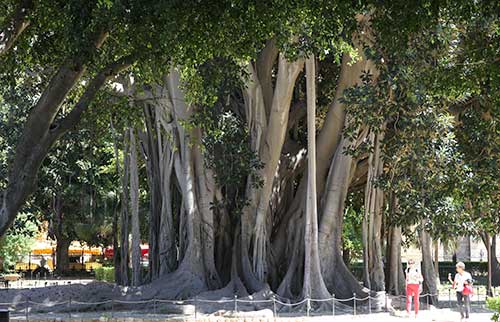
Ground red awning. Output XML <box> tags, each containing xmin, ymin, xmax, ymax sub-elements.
<box><xmin>104</xmin><ymin>246</ymin><xmax>149</xmax><ymax>259</ymax></box>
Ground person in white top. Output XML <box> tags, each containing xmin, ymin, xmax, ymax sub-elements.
<box><xmin>405</xmin><ymin>259</ymin><xmax>423</xmax><ymax>317</ymax></box>
<box><xmin>448</xmin><ymin>262</ymin><xmax>473</xmax><ymax>320</ymax></box>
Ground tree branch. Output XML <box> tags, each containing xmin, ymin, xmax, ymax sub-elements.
<box><xmin>0</xmin><ymin>0</ymin><xmax>34</xmax><ymax>56</ymax></box>
<box><xmin>256</xmin><ymin>38</ymin><xmax>278</xmax><ymax>118</ymax></box>
<box><xmin>49</xmin><ymin>54</ymin><xmax>137</xmax><ymax>139</ymax></box>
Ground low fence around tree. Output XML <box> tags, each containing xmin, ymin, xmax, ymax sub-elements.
<box><xmin>0</xmin><ymin>286</ymin><xmax>497</xmax><ymax>320</ymax></box>
<box><xmin>349</xmin><ymin>261</ymin><xmax>493</xmax><ymax>284</ymax></box>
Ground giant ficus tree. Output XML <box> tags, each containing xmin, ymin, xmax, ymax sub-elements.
<box><xmin>2</xmin><ymin>0</ymin><xmax>500</xmax><ymax>304</ymax></box>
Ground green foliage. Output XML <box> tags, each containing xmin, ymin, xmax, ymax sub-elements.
<box><xmin>95</xmin><ymin>266</ymin><xmax>115</xmax><ymax>283</ymax></box>
<box><xmin>487</xmin><ymin>296</ymin><xmax>500</xmax><ymax>322</ymax></box>
<box><xmin>187</xmin><ymin>59</ymin><xmax>263</xmax><ymax>219</ymax></box>
<box><xmin>0</xmin><ymin>212</ymin><xmax>39</xmax><ymax>272</ymax></box>
<box><xmin>342</xmin><ymin>190</ymin><xmax>364</xmax><ymax>263</ymax></box>
<box><xmin>35</xmin><ymin>128</ymin><xmax>120</xmax><ymax>247</ymax></box>
<box><xmin>340</xmin><ymin>1</ymin><xmax>500</xmax><ymax>243</ymax></box>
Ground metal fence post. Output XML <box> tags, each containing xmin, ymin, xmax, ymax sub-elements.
<box><xmin>234</xmin><ymin>294</ymin><xmax>238</xmax><ymax>312</ymax></box>
<box><xmin>68</xmin><ymin>296</ymin><xmax>72</xmax><ymax>319</ymax></box>
<box><xmin>332</xmin><ymin>294</ymin><xmax>335</xmax><ymax>317</ymax></box>
<box><xmin>25</xmin><ymin>296</ymin><xmax>29</xmax><ymax>322</ymax></box>
<box><xmin>153</xmin><ymin>298</ymin><xmax>156</xmax><ymax>315</ymax></box>
<box><xmin>385</xmin><ymin>292</ymin><xmax>388</xmax><ymax>311</ymax></box>
<box><xmin>448</xmin><ymin>289</ymin><xmax>451</xmax><ymax>308</ymax></box>
<box><xmin>111</xmin><ymin>299</ymin><xmax>114</xmax><ymax>318</ymax></box>
<box><xmin>272</xmin><ymin>295</ymin><xmax>277</xmax><ymax>318</ymax></box>
<box><xmin>368</xmin><ymin>293</ymin><xmax>372</xmax><ymax>314</ymax></box>
<box><xmin>426</xmin><ymin>293</ymin><xmax>429</xmax><ymax>310</ymax></box>
<box><xmin>306</xmin><ymin>297</ymin><xmax>310</xmax><ymax>317</ymax></box>
<box><xmin>353</xmin><ymin>293</ymin><xmax>357</xmax><ymax>316</ymax></box>
<box><xmin>194</xmin><ymin>296</ymin><xmax>198</xmax><ymax>320</ymax></box>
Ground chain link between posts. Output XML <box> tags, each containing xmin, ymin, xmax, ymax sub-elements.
<box><xmin>0</xmin><ymin>287</ymin><xmax>493</xmax><ymax>319</ymax></box>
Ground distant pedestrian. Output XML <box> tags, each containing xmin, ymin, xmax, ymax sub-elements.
<box><xmin>448</xmin><ymin>261</ymin><xmax>473</xmax><ymax>321</ymax></box>
<box><xmin>40</xmin><ymin>256</ymin><xmax>47</xmax><ymax>269</ymax></box>
<box><xmin>405</xmin><ymin>259</ymin><xmax>423</xmax><ymax>318</ymax></box>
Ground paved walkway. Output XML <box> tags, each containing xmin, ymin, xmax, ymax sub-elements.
<box><xmin>6</xmin><ymin>308</ymin><xmax>495</xmax><ymax>321</ymax></box>
<box><xmin>352</xmin><ymin>310</ymin><xmax>492</xmax><ymax>322</ymax></box>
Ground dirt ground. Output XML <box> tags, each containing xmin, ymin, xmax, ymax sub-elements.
<box><xmin>3</xmin><ymin>309</ymin><xmax>496</xmax><ymax>321</ymax></box>
<box><xmin>0</xmin><ymin>280</ymin><xmax>495</xmax><ymax>322</ymax></box>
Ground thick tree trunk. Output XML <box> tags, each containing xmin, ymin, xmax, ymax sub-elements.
<box><xmin>362</xmin><ymin>129</ymin><xmax>385</xmax><ymax>291</ymax></box>
<box><xmin>274</xmin><ymin>21</ymin><xmax>378</xmax><ymax>298</ymax></box>
<box><xmin>55</xmin><ymin>238</ymin><xmax>70</xmax><ymax>274</ymax></box>
<box><xmin>129</xmin><ymin>128</ymin><xmax>141</xmax><ymax>287</ymax></box>
<box><xmin>156</xmin><ymin>127</ymin><xmax>176</xmax><ymax>275</ymax></box>
<box><xmin>433</xmin><ymin>239</ymin><xmax>440</xmax><ymax>286</ymax></box>
<box><xmin>420</xmin><ymin>225</ymin><xmax>438</xmax><ymax>304</ymax></box>
<box><xmin>250</xmin><ymin>54</ymin><xmax>304</xmax><ymax>283</ymax></box>
<box><xmin>141</xmin><ymin>103</ymin><xmax>162</xmax><ymax>281</ymax></box>
<box><xmin>241</xmin><ymin>48</ymin><xmax>304</xmax><ymax>291</ymax></box>
<box><xmin>481</xmin><ymin>234</ymin><xmax>500</xmax><ymax>288</ymax></box>
<box><xmin>386</xmin><ymin>225</ymin><xmax>405</xmax><ymax>295</ymax></box>
<box><xmin>52</xmin><ymin>193</ymin><xmax>70</xmax><ymax>274</ymax></box>
<box><xmin>318</xmin><ymin>126</ymin><xmax>368</xmax><ymax>299</ymax></box>
<box><xmin>192</xmin><ymin>132</ymin><xmax>220</xmax><ymax>289</ymax></box>
<box><xmin>0</xmin><ymin>49</ymin><xmax>133</xmax><ymax>238</ymax></box>
<box><xmin>491</xmin><ymin>236</ymin><xmax>500</xmax><ymax>287</ymax></box>
<box><xmin>302</xmin><ymin>55</ymin><xmax>331</xmax><ymax>300</ymax></box>
<box><xmin>146</xmin><ymin>68</ymin><xmax>222</xmax><ymax>298</ymax></box>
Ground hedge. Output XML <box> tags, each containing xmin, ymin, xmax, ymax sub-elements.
<box><xmin>487</xmin><ymin>296</ymin><xmax>500</xmax><ymax>322</ymax></box>
<box><xmin>95</xmin><ymin>267</ymin><xmax>115</xmax><ymax>283</ymax></box>
<box><xmin>349</xmin><ymin>261</ymin><xmax>489</xmax><ymax>284</ymax></box>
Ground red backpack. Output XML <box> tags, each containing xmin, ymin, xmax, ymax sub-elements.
<box><xmin>463</xmin><ymin>283</ymin><xmax>473</xmax><ymax>295</ymax></box>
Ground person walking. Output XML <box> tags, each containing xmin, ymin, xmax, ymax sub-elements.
<box><xmin>448</xmin><ymin>261</ymin><xmax>473</xmax><ymax>321</ymax></box>
<box><xmin>405</xmin><ymin>259</ymin><xmax>423</xmax><ymax>318</ymax></box>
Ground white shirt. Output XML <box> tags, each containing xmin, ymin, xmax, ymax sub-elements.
<box><xmin>454</xmin><ymin>271</ymin><xmax>472</xmax><ymax>292</ymax></box>
<box><xmin>406</xmin><ymin>267</ymin><xmax>423</xmax><ymax>285</ymax></box>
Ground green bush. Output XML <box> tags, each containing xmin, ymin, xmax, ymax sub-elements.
<box><xmin>95</xmin><ymin>267</ymin><xmax>115</xmax><ymax>283</ymax></box>
<box><xmin>487</xmin><ymin>296</ymin><xmax>500</xmax><ymax>322</ymax></box>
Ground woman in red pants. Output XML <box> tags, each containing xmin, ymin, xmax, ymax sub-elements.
<box><xmin>406</xmin><ymin>259</ymin><xmax>424</xmax><ymax>318</ymax></box>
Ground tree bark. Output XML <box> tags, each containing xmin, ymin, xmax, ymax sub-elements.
<box><xmin>0</xmin><ymin>0</ymin><xmax>34</xmax><ymax>56</ymax></box>
<box><xmin>420</xmin><ymin>224</ymin><xmax>438</xmax><ymax>304</ymax></box>
<box><xmin>274</xmin><ymin>21</ymin><xmax>378</xmax><ymax>298</ymax></box>
<box><xmin>152</xmin><ymin>102</ymin><xmax>177</xmax><ymax>276</ymax></box>
<box><xmin>318</xmin><ymin>125</ymin><xmax>368</xmax><ymax>299</ymax></box>
<box><xmin>51</xmin><ymin>192</ymin><xmax>70</xmax><ymax>274</ymax></box>
<box><xmin>129</xmin><ymin>128</ymin><xmax>141</xmax><ymax>287</ymax></box>
<box><xmin>250</xmin><ymin>54</ymin><xmax>304</xmax><ymax>283</ymax></box>
<box><xmin>241</xmin><ymin>49</ymin><xmax>303</xmax><ymax>291</ymax></box>
<box><xmin>386</xmin><ymin>225</ymin><xmax>405</xmax><ymax>295</ymax></box>
<box><xmin>481</xmin><ymin>233</ymin><xmax>500</xmax><ymax>289</ymax></box>
<box><xmin>302</xmin><ymin>55</ymin><xmax>331</xmax><ymax>299</ymax></box>
<box><xmin>146</xmin><ymin>68</ymin><xmax>221</xmax><ymax>298</ymax></box>
<box><xmin>362</xmin><ymin>129</ymin><xmax>386</xmax><ymax>291</ymax></box>
<box><xmin>491</xmin><ymin>236</ymin><xmax>500</xmax><ymax>287</ymax></box>
<box><xmin>119</xmin><ymin>131</ymin><xmax>130</xmax><ymax>286</ymax></box>
<box><xmin>110</xmin><ymin>119</ymin><xmax>122</xmax><ymax>284</ymax></box>
<box><xmin>55</xmin><ymin>238</ymin><xmax>70</xmax><ymax>274</ymax></box>
<box><xmin>433</xmin><ymin>239</ymin><xmax>440</xmax><ymax>286</ymax></box>
<box><xmin>0</xmin><ymin>50</ymin><xmax>135</xmax><ymax>238</ymax></box>
<box><xmin>141</xmin><ymin>103</ymin><xmax>162</xmax><ymax>281</ymax></box>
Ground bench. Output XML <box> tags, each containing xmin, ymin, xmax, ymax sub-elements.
<box><xmin>0</xmin><ymin>274</ymin><xmax>21</xmax><ymax>288</ymax></box>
